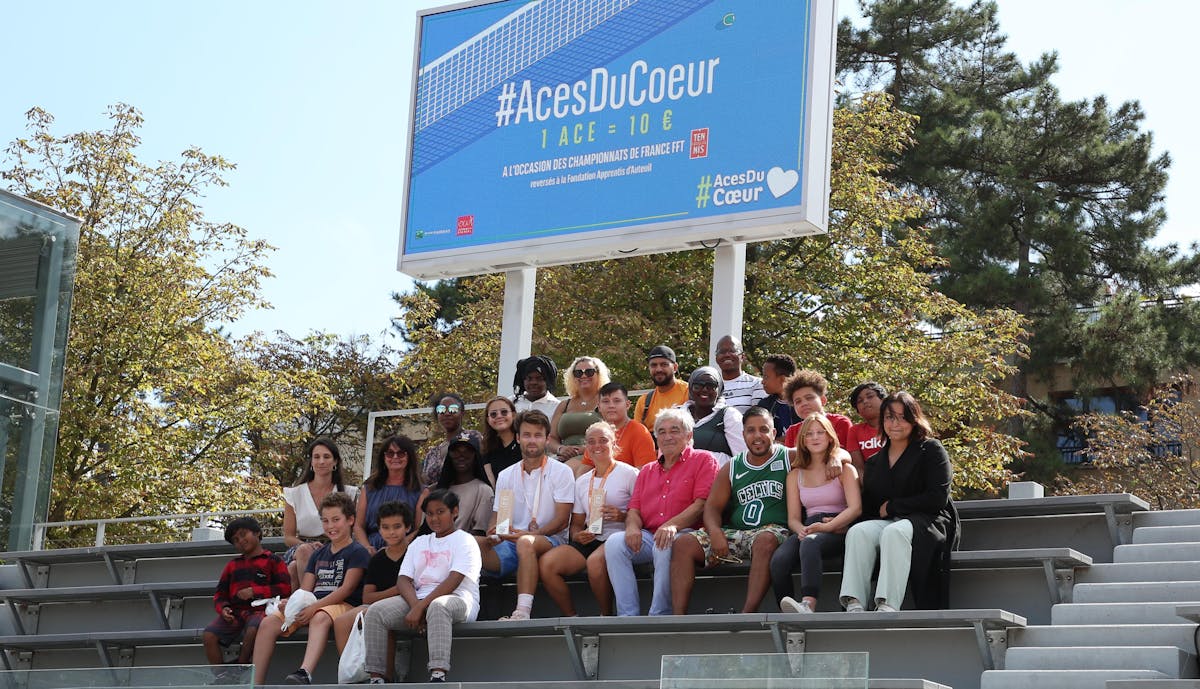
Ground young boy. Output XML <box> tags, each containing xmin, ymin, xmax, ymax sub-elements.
<box><xmin>756</xmin><ymin>354</ymin><xmax>799</xmax><ymax>437</ymax></box>
<box><xmin>847</xmin><ymin>382</ymin><xmax>887</xmax><ymax>473</ymax></box>
<box><xmin>333</xmin><ymin>501</ymin><xmax>413</xmax><ymax>677</ymax></box>
<box><xmin>585</xmin><ymin>382</ymin><xmax>656</xmax><ymax>468</ymax></box>
<box><xmin>782</xmin><ymin>370</ymin><xmax>852</xmax><ymax>449</ymax></box>
<box><xmin>253</xmin><ymin>492</ymin><xmax>370</xmax><ymax>685</ymax></box>
<box><xmin>203</xmin><ymin>517</ymin><xmax>291</xmax><ymax>667</ymax></box>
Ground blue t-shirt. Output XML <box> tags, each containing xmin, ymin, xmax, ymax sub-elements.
<box><xmin>306</xmin><ymin>540</ymin><xmax>371</xmax><ymax>606</ymax></box>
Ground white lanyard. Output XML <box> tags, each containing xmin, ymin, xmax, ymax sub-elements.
<box><xmin>521</xmin><ymin>457</ymin><xmax>548</xmax><ymax>523</ymax></box>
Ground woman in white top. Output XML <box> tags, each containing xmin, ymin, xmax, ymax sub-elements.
<box><xmin>282</xmin><ymin>437</ymin><xmax>358</xmax><ymax>588</ymax></box>
<box><xmin>538</xmin><ymin>421</ymin><xmax>638</xmax><ymax>616</ymax></box>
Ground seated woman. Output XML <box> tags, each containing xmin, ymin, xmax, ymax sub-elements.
<box><xmin>539</xmin><ymin>421</ymin><xmax>639</xmax><ymax>615</ymax></box>
<box><xmin>481</xmin><ymin>396</ymin><xmax>520</xmax><ymax>487</ymax></box>
<box><xmin>364</xmin><ymin>490</ymin><xmax>482</xmax><ymax>684</ymax></box>
<box><xmin>436</xmin><ymin>434</ymin><xmax>494</xmax><ymax>536</ymax></box>
<box><xmin>839</xmin><ymin>391</ymin><xmax>956</xmax><ymax>612</ymax></box>
<box><xmin>421</xmin><ymin>392</ymin><xmax>482</xmax><ymax>488</ymax></box>
<box><xmin>681</xmin><ymin>366</ymin><xmax>747</xmax><ymax>467</ymax></box>
<box><xmin>771</xmin><ymin>413</ymin><xmax>862</xmax><ymax>613</ymax></box>
<box><xmin>355</xmin><ymin>434</ymin><xmax>426</xmax><ymax>553</ymax></box>
<box><xmin>549</xmin><ymin>356</ymin><xmax>611</xmax><ymax>476</ymax></box>
<box><xmin>282</xmin><ymin>438</ymin><xmax>358</xmax><ymax>589</ymax></box>
<box><xmin>513</xmin><ymin>355</ymin><xmax>561</xmax><ymax>418</ymax></box>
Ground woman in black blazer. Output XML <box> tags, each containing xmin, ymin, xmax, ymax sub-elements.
<box><xmin>838</xmin><ymin>391</ymin><xmax>957</xmax><ymax>611</ymax></box>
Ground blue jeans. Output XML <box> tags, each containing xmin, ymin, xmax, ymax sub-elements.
<box><xmin>604</xmin><ymin>529</ymin><xmax>675</xmax><ymax>616</ymax></box>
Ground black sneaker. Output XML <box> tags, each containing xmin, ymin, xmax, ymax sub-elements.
<box><xmin>284</xmin><ymin>668</ymin><xmax>311</xmax><ymax>685</ymax></box>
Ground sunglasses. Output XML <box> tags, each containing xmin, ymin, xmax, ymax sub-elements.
<box><xmin>436</xmin><ymin>404</ymin><xmax>461</xmax><ymax>414</ymax></box>
<box><xmin>573</xmin><ymin>368</ymin><xmax>598</xmax><ymax>378</ymax></box>
<box><xmin>487</xmin><ymin>408</ymin><xmax>511</xmax><ymax>418</ymax></box>
<box><xmin>693</xmin><ymin>380</ymin><xmax>719</xmax><ymax>391</ymax></box>
<box><xmin>384</xmin><ymin>449</ymin><xmax>407</xmax><ymax>458</ymax></box>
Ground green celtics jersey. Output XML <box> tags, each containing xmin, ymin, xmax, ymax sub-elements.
<box><xmin>728</xmin><ymin>444</ymin><xmax>790</xmax><ymax>529</ymax></box>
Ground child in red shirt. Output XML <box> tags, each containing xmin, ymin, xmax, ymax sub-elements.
<box><xmin>203</xmin><ymin>517</ymin><xmax>291</xmax><ymax>666</ymax></box>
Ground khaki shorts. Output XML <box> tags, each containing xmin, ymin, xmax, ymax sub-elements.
<box><xmin>272</xmin><ymin>601</ymin><xmax>355</xmax><ymax>636</ymax></box>
<box><xmin>692</xmin><ymin>525</ymin><xmax>789</xmax><ymax>567</ymax></box>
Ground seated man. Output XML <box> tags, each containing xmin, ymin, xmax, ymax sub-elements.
<box><xmin>605</xmin><ymin>407</ymin><xmax>718</xmax><ymax>616</ymax></box>
<box><xmin>485</xmin><ymin>409</ymin><xmax>575</xmax><ymax>620</ymax></box>
<box><xmin>670</xmin><ymin>406</ymin><xmax>790</xmax><ymax>614</ymax></box>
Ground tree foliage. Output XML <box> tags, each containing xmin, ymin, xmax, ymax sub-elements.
<box><xmin>2</xmin><ymin>105</ymin><xmax>311</xmax><ymax>544</ymax></box>
<box><xmin>1069</xmin><ymin>376</ymin><xmax>1200</xmax><ymax>509</ymax></box>
<box><xmin>838</xmin><ymin>0</ymin><xmax>1200</xmax><ymax>405</ymax></box>
<box><xmin>395</xmin><ymin>94</ymin><xmax>1028</xmax><ymax>495</ymax></box>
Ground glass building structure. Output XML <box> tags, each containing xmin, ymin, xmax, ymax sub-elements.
<box><xmin>0</xmin><ymin>189</ymin><xmax>80</xmax><ymax>551</ymax></box>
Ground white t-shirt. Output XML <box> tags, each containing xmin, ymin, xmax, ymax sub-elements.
<box><xmin>574</xmin><ymin>462</ymin><xmax>639</xmax><ymax>541</ymax></box>
<box><xmin>721</xmin><ymin>372</ymin><xmax>766</xmax><ymax>413</ymax></box>
<box><xmin>514</xmin><ymin>393</ymin><xmax>561</xmax><ymax>419</ymax></box>
<box><xmin>400</xmin><ymin>529</ymin><xmax>482</xmax><ymax>621</ymax></box>
<box><xmin>493</xmin><ymin>457</ymin><xmax>575</xmax><ymax>539</ymax></box>
<box><xmin>283</xmin><ymin>484</ymin><xmax>359</xmax><ymax>539</ymax></box>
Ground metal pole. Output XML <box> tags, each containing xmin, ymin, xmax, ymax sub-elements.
<box><xmin>497</xmin><ymin>268</ymin><xmax>536</xmax><ymax>396</ymax></box>
<box><xmin>709</xmin><ymin>242</ymin><xmax>746</xmax><ymax>364</ymax></box>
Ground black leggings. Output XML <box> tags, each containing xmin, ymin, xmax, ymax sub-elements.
<box><xmin>769</xmin><ymin>512</ymin><xmax>846</xmax><ymax>601</ymax></box>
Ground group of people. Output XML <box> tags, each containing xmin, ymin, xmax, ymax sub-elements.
<box><xmin>205</xmin><ymin>338</ymin><xmax>956</xmax><ymax>683</ymax></box>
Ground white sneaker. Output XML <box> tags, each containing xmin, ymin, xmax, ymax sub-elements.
<box><xmin>844</xmin><ymin>598</ymin><xmax>864</xmax><ymax>613</ymax></box>
<box><xmin>875</xmin><ymin>602</ymin><xmax>898</xmax><ymax>613</ymax></box>
<box><xmin>500</xmin><ymin>609</ymin><xmax>531</xmax><ymax>621</ymax></box>
<box><xmin>779</xmin><ymin>597</ymin><xmax>813</xmax><ymax>614</ymax></box>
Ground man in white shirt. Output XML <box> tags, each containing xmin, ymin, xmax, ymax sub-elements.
<box><xmin>486</xmin><ymin>409</ymin><xmax>575</xmax><ymax>620</ymax></box>
<box><xmin>714</xmin><ymin>335</ymin><xmax>766</xmax><ymax>412</ymax></box>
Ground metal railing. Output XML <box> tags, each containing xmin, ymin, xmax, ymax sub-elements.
<box><xmin>32</xmin><ymin>507</ymin><xmax>281</xmax><ymax>550</ymax></box>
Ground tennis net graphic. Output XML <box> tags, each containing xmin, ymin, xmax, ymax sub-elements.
<box><xmin>413</xmin><ymin>0</ymin><xmax>716</xmax><ymax>175</ymax></box>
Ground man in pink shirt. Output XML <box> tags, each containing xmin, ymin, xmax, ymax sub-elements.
<box><xmin>605</xmin><ymin>407</ymin><xmax>718</xmax><ymax>616</ymax></box>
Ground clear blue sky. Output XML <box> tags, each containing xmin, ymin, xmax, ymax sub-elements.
<box><xmin>3</xmin><ymin>1</ymin><xmax>1196</xmax><ymax>342</ymax></box>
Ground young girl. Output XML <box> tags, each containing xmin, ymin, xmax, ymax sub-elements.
<box><xmin>436</xmin><ymin>435</ymin><xmax>494</xmax><ymax>536</ymax></box>
<box><xmin>770</xmin><ymin>413</ymin><xmax>862</xmax><ymax>613</ymax></box>
<box><xmin>253</xmin><ymin>492</ymin><xmax>370</xmax><ymax>685</ymax></box>
<box><xmin>364</xmin><ymin>490</ymin><xmax>482</xmax><ymax>684</ymax></box>
<box><xmin>539</xmin><ymin>421</ymin><xmax>638</xmax><ymax>616</ymax></box>
<box><xmin>481</xmin><ymin>396</ymin><xmax>520</xmax><ymax>486</ymax></box>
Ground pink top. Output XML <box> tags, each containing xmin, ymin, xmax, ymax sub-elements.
<box><xmin>798</xmin><ymin>475</ymin><xmax>848</xmax><ymax>516</ymax></box>
<box><xmin>629</xmin><ymin>446</ymin><xmax>718</xmax><ymax>531</ymax></box>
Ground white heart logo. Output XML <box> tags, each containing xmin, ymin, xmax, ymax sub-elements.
<box><xmin>766</xmin><ymin>167</ymin><xmax>799</xmax><ymax>198</ymax></box>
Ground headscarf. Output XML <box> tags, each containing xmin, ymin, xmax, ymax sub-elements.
<box><xmin>513</xmin><ymin>355</ymin><xmax>559</xmax><ymax>397</ymax></box>
<box><xmin>687</xmin><ymin>366</ymin><xmax>725</xmax><ymax>399</ymax></box>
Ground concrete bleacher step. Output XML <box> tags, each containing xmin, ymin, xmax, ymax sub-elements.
<box><xmin>1010</xmin><ymin>625</ymin><xmax>1198</xmax><ymax>650</ymax></box>
<box><xmin>1107</xmin><ymin>682</ymin><xmax>1200</xmax><ymax>689</ymax></box>
<box><xmin>1132</xmin><ymin>510</ymin><xmax>1200</xmax><ymax>528</ymax></box>
<box><xmin>258</xmin><ymin>682</ymin><xmax>953</xmax><ymax>689</ymax></box>
<box><xmin>1073</xmin><ymin>581</ymin><xmax>1200</xmax><ymax>603</ymax></box>
<box><xmin>1004</xmin><ymin>647</ymin><xmax>1191</xmax><ymax>677</ymax></box>
<box><xmin>980</xmin><ymin>670</ymin><xmax>1169</xmax><ymax>689</ymax></box>
<box><xmin>1113</xmin><ymin>542</ymin><xmax>1200</xmax><ymax>563</ymax></box>
<box><xmin>1051</xmin><ymin>602</ymin><xmax>1200</xmax><ymax>625</ymax></box>
<box><xmin>1075</xmin><ymin>561</ymin><xmax>1200</xmax><ymax>584</ymax></box>
<box><xmin>1133</xmin><ymin>526</ymin><xmax>1200</xmax><ymax>544</ymax></box>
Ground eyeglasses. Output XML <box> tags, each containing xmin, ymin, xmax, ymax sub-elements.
<box><xmin>384</xmin><ymin>449</ymin><xmax>407</xmax><ymax>458</ymax></box>
<box><xmin>487</xmin><ymin>408</ymin><xmax>511</xmax><ymax>418</ymax></box>
<box><xmin>693</xmin><ymin>380</ymin><xmax>719</xmax><ymax>391</ymax></box>
<box><xmin>573</xmin><ymin>368</ymin><xmax>598</xmax><ymax>378</ymax></box>
<box><xmin>435</xmin><ymin>404</ymin><xmax>461</xmax><ymax>414</ymax></box>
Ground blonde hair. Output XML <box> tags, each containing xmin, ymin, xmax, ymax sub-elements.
<box><xmin>585</xmin><ymin>421</ymin><xmax>621</xmax><ymax>459</ymax></box>
<box><xmin>792</xmin><ymin>413</ymin><xmax>841</xmax><ymax>470</ymax></box>
<box><xmin>563</xmin><ymin>356</ymin><xmax>612</xmax><ymax>398</ymax></box>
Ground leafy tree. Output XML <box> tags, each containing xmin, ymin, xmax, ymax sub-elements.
<box><xmin>2</xmin><ymin>105</ymin><xmax>310</xmax><ymax>545</ymax></box>
<box><xmin>248</xmin><ymin>331</ymin><xmax>404</xmax><ymax>486</ymax></box>
<box><xmin>1070</xmin><ymin>376</ymin><xmax>1200</xmax><ymax>510</ymax></box>
<box><xmin>838</xmin><ymin>0</ymin><xmax>1200</xmax><ymax>408</ymax></box>
<box><xmin>395</xmin><ymin>94</ymin><xmax>1028</xmax><ymax>495</ymax></box>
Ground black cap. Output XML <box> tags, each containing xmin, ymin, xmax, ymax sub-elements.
<box><xmin>224</xmin><ymin>516</ymin><xmax>262</xmax><ymax>544</ymax></box>
<box><xmin>647</xmin><ymin>345</ymin><xmax>676</xmax><ymax>363</ymax></box>
<box><xmin>448</xmin><ymin>431</ymin><xmax>481</xmax><ymax>455</ymax></box>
